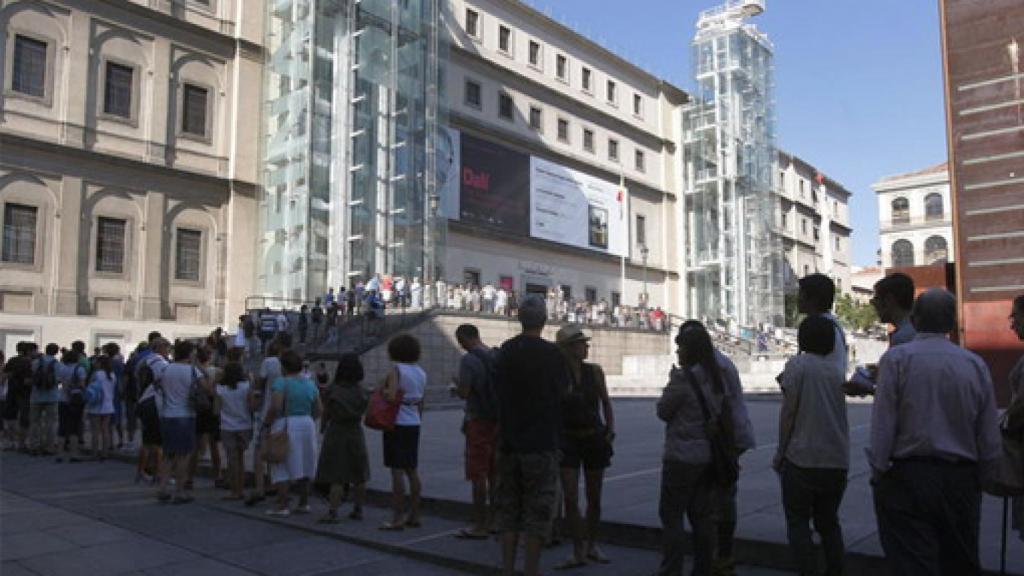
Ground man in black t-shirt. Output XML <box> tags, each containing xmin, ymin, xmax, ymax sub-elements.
<box><xmin>493</xmin><ymin>294</ymin><xmax>567</xmax><ymax>576</ymax></box>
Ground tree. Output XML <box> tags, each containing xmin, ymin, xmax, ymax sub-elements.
<box><xmin>834</xmin><ymin>293</ymin><xmax>878</xmax><ymax>331</ymax></box>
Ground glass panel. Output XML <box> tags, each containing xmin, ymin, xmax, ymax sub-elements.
<box><xmin>175</xmin><ymin>229</ymin><xmax>202</xmax><ymax>281</ymax></box>
<box><xmin>2</xmin><ymin>203</ymin><xmax>37</xmax><ymax>264</ymax></box>
<box><xmin>104</xmin><ymin>62</ymin><xmax>134</xmax><ymax>118</ymax></box>
<box><xmin>182</xmin><ymin>84</ymin><xmax>208</xmax><ymax>136</ymax></box>
<box><xmin>924</xmin><ymin>193</ymin><xmax>943</xmax><ymax>221</ymax></box>
<box><xmin>96</xmin><ymin>217</ymin><xmax>126</xmax><ymax>273</ymax></box>
<box><xmin>892</xmin><ymin>240</ymin><xmax>915</xmax><ymax>267</ymax></box>
<box><xmin>13</xmin><ymin>36</ymin><xmax>47</xmax><ymax>97</ymax></box>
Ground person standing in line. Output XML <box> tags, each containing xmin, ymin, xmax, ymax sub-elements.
<box><xmin>656</xmin><ymin>323</ymin><xmax>730</xmax><ymax>576</ymax></box>
<box><xmin>156</xmin><ymin>340</ymin><xmax>210</xmax><ymax>504</ymax></box>
<box><xmin>190</xmin><ymin>347</ymin><xmax>223</xmax><ymax>489</ymax></box>
<box><xmin>135</xmin><ymin>338</ymin><xmax>170</xmax><ymax>481</ymax></box>
<box><xmin>247</xmin><ymin>333</ymin><xmax>291</xmax><ymax>506</ymax></box>
<box><xmin>774</xmin><ymin>316</ymin><xmax>850</xmax><ymax>576</ymax></box>
<box><xmin>797</xmin><ymin>274</ymin><xmax>848</xmax><ymax>377</ymax></box>
<box><xmin>259</xmin><ymin>309</ymin><xmax>278</xmax><ymax>349</ymax></box>
<box><xmin>29</xmin><ymin>343</ymin><xmax>61</xmax><ymax>456</ymax></box>
<box><xmin>311</xmin><ymin>299</ymin><xmax>324</xmax><ymax>344</ymax></box>
<box><xmin>847</xmin><ymin>273</ymin><xmax>917</xmax><ymax>397</ymax></box>
<box><xmin>378</xmin><ymin>334</ymin><xmax>427</xmax><ymax>530</ymax></box>
<box><xmin>553</xmin><ymin>324</ymin><xmax>615</xmax><ymax>568</ymax></box>
<box><xmin>85</xmin><ymin>353</ymin><xmax>118</xmax><ymax>460</ymax></box>
<box><xmin>216</xmin><ymin>361</ymin><xmax>254</xmax><ymax>500</ymax></box>
<box><xmin>869</xmin><ymin>289</ymin><xmax>1001</xmax><ymax>574</ymax></box>
<box><xmin>3</xmin><ymin>342</ymin><xmax>36</xmax><ymax>453</ymax></box>
<box><xmin>1007</xmin><ymin>294</ymin><xmax>1024</xmax><ymax>542</ymax></box>
<box><xmin>298</xmin><ymin>305</ymin><xmax>309</xmax><ymax>346</ymax></box>
<box><xmin>452</xmin><ymin>324</ymin><xmax>499</xmax><ymax>539</ymax></box>
<box><xmin>493</xmin><ymin>295</ymin><xmax>567</xmax><ymax>576</ymax></box>
<box><xmin>55</xmin><ymin>349</ymin><xmax>88</xmax><ymax>463</ymax></box>
<box><xmin>0</xmin><ymin>351</ymin><xmax>6</xmax><ymax>449</ymax></box>
<box><xmin>264</xmin><ymin>350</ymin><xmax>322</xmax><ymax>516</ymax></box>
<box><xmin>315</xmin><ymin>353</ymin><xmax>370</xmax><ymax>523</ymax></box>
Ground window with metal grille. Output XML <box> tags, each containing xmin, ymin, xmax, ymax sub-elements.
<box><xmin>103</xmin><ymin>61</ymin><xmax>134</xmax><ymax>118</ymax></box>
<box><xmin>12</xmin><ymin>35</ymin><xmax>47</xmax><ymax>98</ymax></box>
<box><xmin>175</xmin><ymin>228</ymin><xmax>202</xmax><ymax>281</ymax></box>
<box><xmin>2</xmin><ymin>203</ymin><xmax>37</xmax><ymax>264</ymax></box>
<box><xmin>96</xmin><ymin>217</ymin><xmax>126</xmax><ymax>273</ymax></box>
<box><xmin>924</xmin><ymin>193</ymin><xmax>944</xmax><ymax>221</ymax></box>
<box><xmin>182</xmin><ymin>84</ymin><xmax>208</xmax><ymax>136</ymax></box>
<box><xmin>891</xmin><ymin>239</ymin><xmax>914</xmax><ymax>267</ymax></box>
<box><xmin>891</xmin><ymin>197</ymin><xmax>910</xmax><ymax>224</ymax></box>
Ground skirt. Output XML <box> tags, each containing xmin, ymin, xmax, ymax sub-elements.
<box><xmin>316</xmin><ymin>422</ymin><xmax>370</xmax><ymax>486</ymax></box>
<box><xmin>160</xmin><ymin>417</ymin><xmax>196</xmax><ymax>457</ymax></box>
<box><xmin>270</xmin><ymin>415</ymin><xmax>319</xmax><ymax>484</ymax></box>
<box><xmin>382</xmin><ymin>425</ymin><xmax>420</xmax><ymax>470</ymax></box>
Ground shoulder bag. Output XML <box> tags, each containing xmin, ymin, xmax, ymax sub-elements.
<box><xmin>685</xmin><ymin>366</ymin><xmax>739</xmax><ymax>487</ymax></box>
<box><xmin>364</xmin><ymin>368</ymin><xmax>405</xmax><ymax>431</ymax></box>
<box><xmin>266</xmin><ymin>379</ymin><xmax>290</xmax><ymax>464</ymax></box>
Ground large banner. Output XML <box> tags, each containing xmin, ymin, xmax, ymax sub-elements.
<box><xmin>530</xmin><ymin>156</ymin><xmax>627</xmax><ymax>257</ymax></box>
<box><xmin>458</xmin><ymin>133</ymin><xmax>530</xmax><ymax>235</ymax></box>
<box><xmin>436</xmin><ymin>127</ymin><xmax>460</xmax><ymax>220</ymax></box>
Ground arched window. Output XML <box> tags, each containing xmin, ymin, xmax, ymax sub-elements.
<box><xmin>891</xmin><ymin>197</ymin><xmax>910</xmax><ymax>224</ymax></box>
<box><xmin>892</xmin><ymin>239</ymin><xmax>915</xmax><ymax>267</ymax></box>
<box><xmin>925</xmin><ymin>193</ymin><xmax>944</xmax><ymax>221</ymax></box>
<box><xmin>925</xmin><ymin>236</ymin><xmax>948</xmax><ymax>264</ymax></box>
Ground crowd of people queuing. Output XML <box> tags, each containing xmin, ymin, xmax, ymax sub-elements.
<box><xmin>1</xmin><ymin>270</ymin><xmax>1021</xmax><ymax>576</ymax></box>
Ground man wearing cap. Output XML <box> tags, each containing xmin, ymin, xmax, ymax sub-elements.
<box><xmin>555</xmin><ymin>324</ymin><xmax>615</xmax><ymax>568</ymax></box>
<box><xmin>494</xmin><ymin>294</ymin><xmax>568</xmax><ymax>576</ymax></box>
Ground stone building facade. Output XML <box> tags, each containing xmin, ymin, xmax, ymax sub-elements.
<box><xmin>872</xmin><ymin>162</ymin><xmax>953</xmax><ymax>269</ymax></box>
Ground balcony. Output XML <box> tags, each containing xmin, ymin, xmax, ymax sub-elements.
<box><xmin>881</xmin><ymin>214</ymin><xmax>952</xmax><ymax>233</ymax></box>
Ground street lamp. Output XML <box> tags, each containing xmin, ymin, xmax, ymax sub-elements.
<box><xmin>640</xmin><ymin>243</ymin><xmax>650</xmax><ymax>306</ymax></box>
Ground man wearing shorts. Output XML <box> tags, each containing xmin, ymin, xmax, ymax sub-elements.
<box><xmin>494</xmin><ymin>295</ymin><xmax>568</xmax><ymax>576</ymax></box>
<box><xmin>453</xmin><ymin>324</ymin><xmax>499</xmax><ymax>539</ymax></box>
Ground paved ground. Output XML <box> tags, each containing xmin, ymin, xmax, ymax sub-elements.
<box><xmin>1</xmin><ymin>451</ymin><xmax>791</xmax><ymax>576</ymax></box>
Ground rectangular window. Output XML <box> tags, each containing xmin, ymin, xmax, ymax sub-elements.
<box><xmin>799</xmin><ymin>180</ymin><xmax>805</xmax><ymax>197</ymax></box>
<box><xmin>2</xmin><ymin>203</ymin><xmax>37</xmax><ymax>265</ymax></box>
<box><xmin>581</xmin><ymin>67</ymin><xmax>592</xmax><ymax>92</ymax></box>
<box><xmin>633</xmin><ymin>93</ymin><xmax>643</xmax><ymax>116</ymax></box>
<box><xmin>498</xmin><ymin>92</ymin><xmax>514</xmax><ymax>120</ymax></box>
<box><xmin>606</xmin><ymin>80</ymin><xmax>617</xmax><ymax>104</ymax></box>
<box><xmin>835</xmin><ymin>236</ymin><xmax>841</xmax><ymax>251</ymax></box>
<box><xmin>608</xmin><ymin>138</ymin><xmax>619</xmax><ymax>161</ymax></box>
<box><xmin>556</xmin><ymin>54</ymin><xmax>568</xmax><ymax>80</ymax></box>
<box><xmin>12</xmin><ymin>35</ymin><xmax>47</xmax><ymax>98</ymax></box>
<box><xmin>814</xmin><ymin>228</ymin><xmax>820</xmax><ymax>241</ymax></box>
<box><xmin>175</xmin><ymin>228</ymin><xmax>202</xmax><ymax>281</ymax></box>
<box><xmin>801</xmin><ymin>218</ymin><xmax>808</xmax><ymax>235</ymax></box>
<box><xmin>611</xmin><ymin>291</ymin><xmax>621</xmax><ymax>307</ymax></box>
<box><xmin>465</xmin><ymin>8</ymin><xmax>479</xmax><ymax>38</ymax></box>
<box><xmin>529</xmin><ymin>106</ymin><xmax>542</xmax><ymax>131</ymax></box>
<box><xmin>557</xmin><ymin>118</ymin><xmax>569</xmax><ymax>142</ymax></box>
<box><xmin>583</xmin><ymin>128</ymin><xmax>594</xmax><ymax>152</ymax></box>
<box><xmin>464</xmin><ymin>79</ymin><xmax>481</xmax><ymax>108</ymax></box>
<box><xmin>463</xmin><ymin>269</ymin><xmax>480</xmax><ymax>287</ymax></box>
<box><xmin>585</xmin><ymin>287</ymin><xmax>597</xmax><ymax>304</ymax></box>
<box><xmin>528</xmin><ymin>40</ymin><xmax>541</xmax><ymax>67</ymax></box>
<box><xmin>103</xmin><ymin>61</ymin><xmax>134</xmax><ymax>119</ymax></box>
<box><xmin>781</xmin><ymin>213</ymin><xmax>788</xmax><ymax>228</ymax></box>
<box><xmin>96</xmin><ymin>217</ymin><xmax>126</xmax><ymax>274</ymax></box>
<box><xmin>636</xmin><ymin>215</ymin><xmax>646</xmax><ymax>246</ymax></box>
<box><xmin>498</xmin><ymin>25</ymin><xmax>511</xmax><ymax>53</ymax></box>
<box><xmin>181</xmin><ymin>83</ymin><xmax>208</xmax><ymax>137</ymax></box>
<box><xmin>635</xmin><ymin>149</ymin><xmax>645</xmax><ymax>172</ymax></box>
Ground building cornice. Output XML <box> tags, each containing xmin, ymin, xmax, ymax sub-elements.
<box><xmin>871</xmin><ymin>172</ymin><xmax>950</xmax><ymax>194</ymax></box>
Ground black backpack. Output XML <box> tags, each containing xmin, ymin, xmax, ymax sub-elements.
<box><xmin>34</xmin><ymin>357</ymin><xmax>58</xmax><ymax>390</ymax></box>
<box><xmin>467</xmin><ymin>347</ymin><xmax>499</xmax><ymax>421</ymax></box>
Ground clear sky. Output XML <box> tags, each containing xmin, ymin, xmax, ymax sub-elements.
<box><xmin>523</xmin><ymin>0</ymin><xmax>948</xmax><ymax>267</ymax></box>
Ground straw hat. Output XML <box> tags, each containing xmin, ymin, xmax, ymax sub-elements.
<box><xmin>555</xmin><ymin>324</ymin><xmax>591</xmax><ymax>346</ymax></box>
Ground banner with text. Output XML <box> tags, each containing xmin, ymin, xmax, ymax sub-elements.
<box><xmin>458</xmin><ymin>132</ymin><xmax>531</xmax><ymax>235</ymax></box>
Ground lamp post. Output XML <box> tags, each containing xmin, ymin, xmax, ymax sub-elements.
<box><xmin>640</xmin><ymin>243</ymin><xmax>650</xmax><ymax>307</ymax></box>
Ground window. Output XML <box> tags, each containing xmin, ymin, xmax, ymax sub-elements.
<box><xmin>583</xmin><ymin>128</ymin><xmax>594</xmax><ymax>152</ymax></box>
<box><xmin>925</xmin><ymin>193</ymin><xmax>944</xmax><ymax>221</ymax></box>
<box><xmin>781</xmin><ymin>213</ymin><xmax>787</xmax><ymax>228</ymax></box>
<box><xmin>585</xmin><ymin>287</ymin><xmax>597</xmax><ymax>304</ymax></box>
<box><xmin>834</xmin><ymin>236</ymin><xmax>841</xmax><ymax>251</ymax></box>
<box><xmin>635</xmin><ymin>149</ymin><xmax>645</xmax><ymax>172</ymax></box>
<box><xmin>465</xmin><ymin>8</ymin><xmax>479</xmax><ymax>38</ymax></box>
<box><xmin>96</xmin><ymin>217</ymin><xmax>126</xmax><ymax>274</ymax></box>
<box><xmin>12</xmin><ymin>35</ymin><xmax>47</xmax><ymax>98</ymax></box>
<box><xmin>529</xmin><ymin>106</ymin><xmax>542</xmax><ymax>131</ymax></box>
<box><xmin>556</xmin><ymin>54</ymin><xmax>568</xmax><ymax>81</ymax></box>
<box><xmin>498</xmin><ymin>92</ymin><xmax>514</xmax><ymax>120</ymax></box>
<box><xmin>463</xmin><ymin>269</ymin><xmax>480</xmax><ymax>287</ymax></box>
<box><xmin>606</xmin><ymin>80</ymin><xmax>617</xmax><ymax>104</ymax></box>
<box><xmin>799</xmin><ymin>180</ymin><xmax>805</xmax><ymax>197</ymax></box>
<box><xmin>611</xmin><ymin>292</ymin><xmax>621</xmax><ymax>307</ymax></box>
<box><xmin>498</xmin><ymin>25</ymin><xmax>511</xmax><ymax>53</ymax></box>
<box><xmin>2</xmin><ymin>203</ymin><xmax>37</xmax><ymax>265</ymax></box>
<box><xmin>608</xmin><ymin>138</ymin><xmax>619</xmax><ymax>161</ymax></box>
<box><xmin>528</xmin><ymin>40</ymin><xmax>541</xmax><ymax>67</ymax></box>
<box><xmin>581</xmin><ymin>67</ymin><xmax>592</xmax><ymax>92</ymax></box>
<box><xmin>181</xmin><ymin>83</ymin><xmax>208</xmax><ymax>137</ymax></box>
<box><xmin>801</xmin><ymin>218</ymin><xmax>808</xmax><ymax>235</ymax></box>
<box><xmin>175</xmin><ymin>228</ymin><xmax>202</xmax><ymax>281</ymax></box>
<box><xmin>779</xmin><ymin>171</ymin><xmax>785</xmax><ymax>189</ymax></box>
<box><xmin>813</xmin><ymin>227</ymin><xmax>820</xmax><ymax>241</ymax></box>
<box><xmin>925</xmin><ymin>236</ymin><xmax>948</xmax><ymax>264</ymax></box>
<box><xmin>803</xmin><ymin>264</ymin><xmax>810</xmax><ymax>276</ymax></box>
<box><xmin>892</xmin><ymin>239</ymin><xmax>914</xmax><ymax>267</ymax></box>
<box><xmin>103</xmin><ymin>61</ymin><xmax>134</xmax><ymax>119</ymax></box>
<box><xmin>832</xmin><ymin>200</ymin><xmax>838</xmax><ymax>215</ymax></box>
<box><xmin>557</xmin><ymin>118</ymin><xmax>569</xmax><ymax>142</ymax></box>
<box><xmin>633</xmin><ymin>93</ymin><xmax>643</xmax><ymax>116</ymax></box>
<box><xmin>464</xmin><ymin>79</ymin><xmax>481</xmax><ymax>108</ymax></box>
<box><xmin>636</xmin><ymin>215</ymin><xmax>646</xmax><ymax>246</ymax></box>
<box><xmin>891</xmin><ymin>197</ymin><xmax>910</xmax><ymax>224</ymax></box>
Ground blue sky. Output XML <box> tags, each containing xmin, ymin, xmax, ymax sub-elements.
<box><xmin>523</xmin><ymin>0</ymin><xmax>948</xmax><ymax>267</ymax></box>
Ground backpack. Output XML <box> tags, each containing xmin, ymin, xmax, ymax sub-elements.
<box><xmin>467</xmin><ymin>347</ymin><xmax>499</xmax><ymax>421</ymax></box>
<box><xmin>34</xmin><ymin>357</ymin><xmax>58</xmax><ymax>390</ymax></box>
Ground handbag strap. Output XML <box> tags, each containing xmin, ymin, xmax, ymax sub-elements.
<box><xmin>683</xmin><ymin>365</ymin><xmax>714</xmax><ymax>425</ymax></box>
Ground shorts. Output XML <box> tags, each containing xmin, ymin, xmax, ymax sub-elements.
<box><xmin>221</xmin><ymin>429</ymin><xmax>252</xmax><ymax>454</ymax></box>
<box><xmin>494</xmin><ymin>449</ymin><xmax>559</xmax><ymax>538</ymax></box>
<box><xmin>5</xmin><ymin>391</ymin><xmax>30</xmax><ymax>429</ymax></box>
<box><xmin>196</xmin><ymin>411</ymin><xmax>221</xmax><ymax>441</ymax></box>
<box><xmin>464</xmin><ymin>419</ymin><xmax>498</xmax><ymax>481</ymax></box>
<box><xmin>138</xmin><ymin>398</ymin><xmax>161</xmax><ymax>446</ymax></box>
<box><xmin>382</xmin><ymin>425</ymin><xmax>420</xmax><ymax>470</ymax></box>
<box><xmin>560</xmin><ymin>431</ymin><xmax>613</xmax><ymax>471</ymax></box>
<box><xmin>160</xmin><ymin>417</ymin><xmax>196</xmax><ymax>457</ymax></box>
<box><xmin>57</xmin><ymin>402</ymin><xmax>85</xmax><ymax>438</ymax></box>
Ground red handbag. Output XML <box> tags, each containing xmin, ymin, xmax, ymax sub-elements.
<box><xmin>364</xmin><ymin>385</ymin><xmax>404</xmax><ymax>431</ymax></box>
